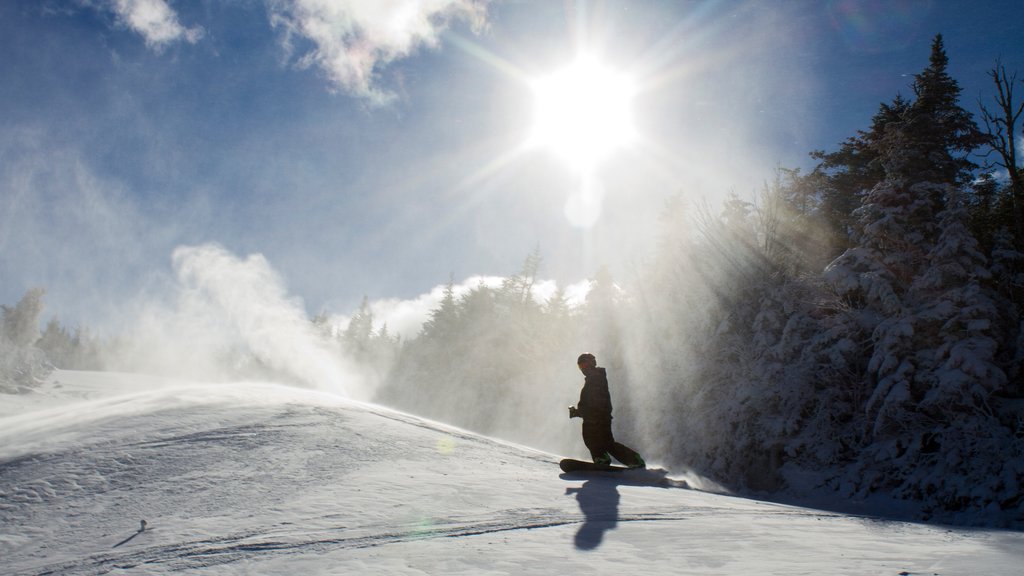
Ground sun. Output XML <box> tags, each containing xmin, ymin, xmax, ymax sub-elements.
<box><xmin>527</xmin><ymin>56</ymin><xmax>637</xmax><ymax>173</ymax></box>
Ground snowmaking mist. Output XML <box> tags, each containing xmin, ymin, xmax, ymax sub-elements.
<box><xmin>104</xmin><ymin>243</ymin><xmax>366</xmax><ymax>399</ymax></box>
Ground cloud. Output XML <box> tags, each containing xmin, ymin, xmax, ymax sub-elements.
<box><xmin>356</xmin><ymin>275</ymin><xmax>504</xmax><ymax>339</ymax></box>
<box><xmin>332</xmin><ymin>276</ymin><xmax>591</xmax><ymax>340</ymax></box>
<box><xmin>106</xmin><ymin>0</ymin><xmax>204</xmax><ymax>47</ymax></box>
<box><xmin>268</xmin><ymin>0</ymin><xmax>490</xmax><ymax>103</ymax></box>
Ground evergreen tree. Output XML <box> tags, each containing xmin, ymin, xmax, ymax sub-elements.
<box><xmin>811</xmin><ymin>95</ymin><xmax>912</xmax><ymax>247</ymax></box>
<box><xmin>421</xmin><ymin>278</ymin><xmax>458</xmax><ymax>340</ymax></box>
<box><xmin>911</xmin><ymin>192</ymin><xmax>1004</xmax><ymax>414</ymax></box>
<box><xmin>813</xmin><ymin>35</ymin><xmax>983</xmax><ymax>248</ymax></box>
<box><xmin>342</xmin><ymin>296</ymin><xmax>375</xmax><ymax>361</ymax></box>
<box><xmin>1</xmin><ymin>287</ymin><xmax>46</xmax><ymax>347</ymax></box>
<box><xmin>900</xmin><ymin>35</ymin><xmax>986</xmax><ymax>187</ymax></box>
<box><xmin>69</xmin><ymin>326</ymin><xmax>104</xmax><ymax>370</ymax></box>
<box><xmin>825</xmin><ymin>36</ymin><xmax>985</xmax><ymax>311</ymax></box>
<box><xmin>0</xmin><ymin>288</ymin><xmax>51</xmax><ymax>390</ymax></box>
<box><xmin>38</xmin><ymin>317</ymin><xmax>73</xmax><ymax>368</ymax></box>
<box><xmin>819</xmin><ymin>39</ymin><xmax>1016</xmax><ymax>515</ymax></box>
<box><xmin>501</xmin><ymin>246</ymin><xmax>543</xmax><ymax>307</ymax></box>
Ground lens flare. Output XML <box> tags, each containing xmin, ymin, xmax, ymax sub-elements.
<box><xmin>827</xmin><ymin>0</ymin><xmax>930</xmax><ymax>54</ymax></box>
<box><xmin>436</xmin><ymin>436</ymin><xmax>457</xmax><ymax>455</ymax></box>
<box><xmin>564</xmin><ymin>175</ymin><xmax>604</xmax><ymax>228</ymax></box>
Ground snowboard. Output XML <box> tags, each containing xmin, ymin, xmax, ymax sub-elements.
<box><xmin>559</xmin><ymin>458</ymin><xmax>633</xmax><ymax>473</ymax></box>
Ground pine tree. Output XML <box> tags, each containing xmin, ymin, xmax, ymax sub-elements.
<box><xmin>911</xmin><ymin>191</ymin><xmax>1005</xmax><ymax>415</ymax></box>
<box><xmin>813</xmin><ymin>35</ymin><xmax>983</xmax><ymax>250</ymax></box>
<box><xmin>421</xmin><ymin>278</ymin><xmax>458</xmax><ymax>340</ymax></box>
<box><xmin>817</xmin><ymin>39</ymin><xmax>1021</xmax><ymax>515</ymax></box>
<box><xmin>825</xmin><ymin>36</ymin><xmax>986</xmax><ymax>315</ymax></box>
<box><xmin>501</xmin><ymin>246</ymin><xmax>543</xmax><ymax>307</ymax></box>
<box><xmin>811</xmin><ymin>95</ymin><xmax>912</xmax><ymax>248</ymax></box>
<box><xmin>0</xmin><ymin>288</ymin><xmax>51</xmax><ymax>389</ymax></box>
<box><xmin>38</xmin><ymin>317</ymin><xmax>73</xmax><ymax>368</ymax></box>
<box><xmin>1</xmin><ymin>288</ymin><xmax>46</xmax><ymax>347</ymax></box>
<box><xmin>901</xmin><ymin>35</ymin><xmax>986</xmax><ymax>186</ymax></box>
<box><xmin>342</xmin><ymin>296</ymin><xmax>375</xmax><ymax>360</ymax></box>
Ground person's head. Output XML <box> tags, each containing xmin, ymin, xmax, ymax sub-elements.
<box><xmin>577</xmin><ymin>353</ymin><xmax>596</xmax><ymax>373</ymax></box>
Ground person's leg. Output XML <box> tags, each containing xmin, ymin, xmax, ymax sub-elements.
<box><xmin>593</xmin><ymin>423</ymin><xmax>645</xmax><ymax>468</ymax></box>
<box><xmin>609</xmin><ymin>442</ymin><xmax>645</xmax><ymax>468</ymax></box>
<box><xmin>581</xmin><ymin>421</ymin><xmax>613</xmax><ymax>465</ymax></box>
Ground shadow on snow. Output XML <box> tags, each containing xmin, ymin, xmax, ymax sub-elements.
<box><xmin>560</xmin><ymin>468</ymin><xmax>689</xmax><ymax>550</ymax></box>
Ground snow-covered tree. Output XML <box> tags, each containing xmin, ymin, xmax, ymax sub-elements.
<box><xmin>2</xmin><ymin>287</ymin><xmax>46</xmax><ymax>347</ymax></box>
<box><xmin>811</xmin><ymin>95</ymin><xmax>912</xmax><ymax>249</ymax></box>
<box><xmin>817</xmin><ymin>37</ymin><xmax>1019</xmax><ymax>516</ymax></box>
<box><xmin>38</xmin><ymin>317</ymin><xmax>73</xmax><ymax>368</ymax></box>
<box><xmin>421</xmin><ymin>279</ymin><xmax>459</xmax><ymax>341</ymax></box>
<box><xmin>342</xmin><ymin>297</ymin><xmax>374</xmax><ymax>356</ymax></box>
<box><xmin>0</xmin><ymin>288</ymin><xmax>51</xmax><ymax>390</ymax></box>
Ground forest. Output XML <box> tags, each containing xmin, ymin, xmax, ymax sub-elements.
<box><xmin>3</xmin><ymin>35</ymin><xmax>1021</xmax><ymax>526</ymax></box>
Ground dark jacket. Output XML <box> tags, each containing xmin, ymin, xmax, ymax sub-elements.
<box><xmin>577</xmin><ymin>367</ymin><xmax>613</xmax><ymax>423</ymax></box>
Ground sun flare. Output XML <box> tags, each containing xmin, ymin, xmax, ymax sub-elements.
<box><xmin>528</xmin><ymin>56</ymin><xmax>637</xmax><ymax>172</ymax></box>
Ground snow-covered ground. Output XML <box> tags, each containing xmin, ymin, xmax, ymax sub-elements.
<box><xmin>2</xmin><ymin>371</ymin><xmax>1022</xmax><ymax>575</ymax></box>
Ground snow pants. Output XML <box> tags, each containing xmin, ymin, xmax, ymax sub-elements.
<box><xmin>581</xmin><ymin>420</ymin><xmax>643</xmax><ymax>467</ymax></box>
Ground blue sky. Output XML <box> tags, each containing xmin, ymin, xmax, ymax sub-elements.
<box><xmin>1</xmin><ymin>0</ymin><xmax>1022</xmax><ymax>332</ymax></box>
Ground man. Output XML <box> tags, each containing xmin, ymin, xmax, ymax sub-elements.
<box><xmin>568</xmin><ymin>353</ymin><xmax>645</xmax><ymax>469</ymax></box>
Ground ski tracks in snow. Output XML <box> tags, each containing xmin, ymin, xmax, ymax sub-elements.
<box><xmin>18</xmin><ymin>502</ymin><xmax>787</xmax><ymax>574</ymax></box>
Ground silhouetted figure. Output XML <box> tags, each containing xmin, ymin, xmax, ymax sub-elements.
<box><xmin>568</xmin><ymin>353</ymin><xmax>645</xmax><ymax>468</ymax></box>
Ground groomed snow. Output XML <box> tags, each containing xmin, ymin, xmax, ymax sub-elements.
<box><xmin>2</xmin><ymin>370</ymin><xmax>1022</xmax><ymax>575</ymax></box>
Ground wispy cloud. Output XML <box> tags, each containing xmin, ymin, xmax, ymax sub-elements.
<box><xmin>268</xmin><ymin>0</ymin><xmax>490</xmax><ymax>104</ymax></box>
<box><xmin>105</xmin><ymin>0</ymin><xmax>203</xmax><ymax>48</ymax></box>
<box><xmin>332</xmin><ymin>276</ymin><xmax>591</xmax><ymax>340</ymax></box>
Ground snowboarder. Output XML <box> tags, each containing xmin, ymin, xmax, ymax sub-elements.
<box><xmin>568</xmin><ymin>353</ymin><xmax>645</xmax><ymax>469</ymax></box>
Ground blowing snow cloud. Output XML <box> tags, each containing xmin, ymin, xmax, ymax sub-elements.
<box><xmin>114</xmin><ymin>244</ymin><xmax>359</xmax><ymax>397</ymax></box>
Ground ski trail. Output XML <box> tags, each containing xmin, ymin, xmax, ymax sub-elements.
<box><xmin>21</xmin><ymin>504</ymin><xmax>827</xmax><ymax>575</ymax></box>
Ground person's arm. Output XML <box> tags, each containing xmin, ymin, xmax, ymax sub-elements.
<box><xmin>569</xmin><ymin>384</ymin><xmax>588</xmax><ymax>419</ymax></box>
<box><xmin>574</xmin><ymin>384</ymin><xmax>590</xmax><ymax>419</ymax></box>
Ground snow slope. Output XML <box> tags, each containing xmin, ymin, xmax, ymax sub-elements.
<box><xmin>2</xmin><ymin>371</ymin><xmax>1022</xmax><ymax>575</ymax></box>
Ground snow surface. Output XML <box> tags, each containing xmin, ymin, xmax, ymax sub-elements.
<box><xmin>2</xmin><ymin>371</ymin><xmax>1022</xmax><ymax>575</ymax></box>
